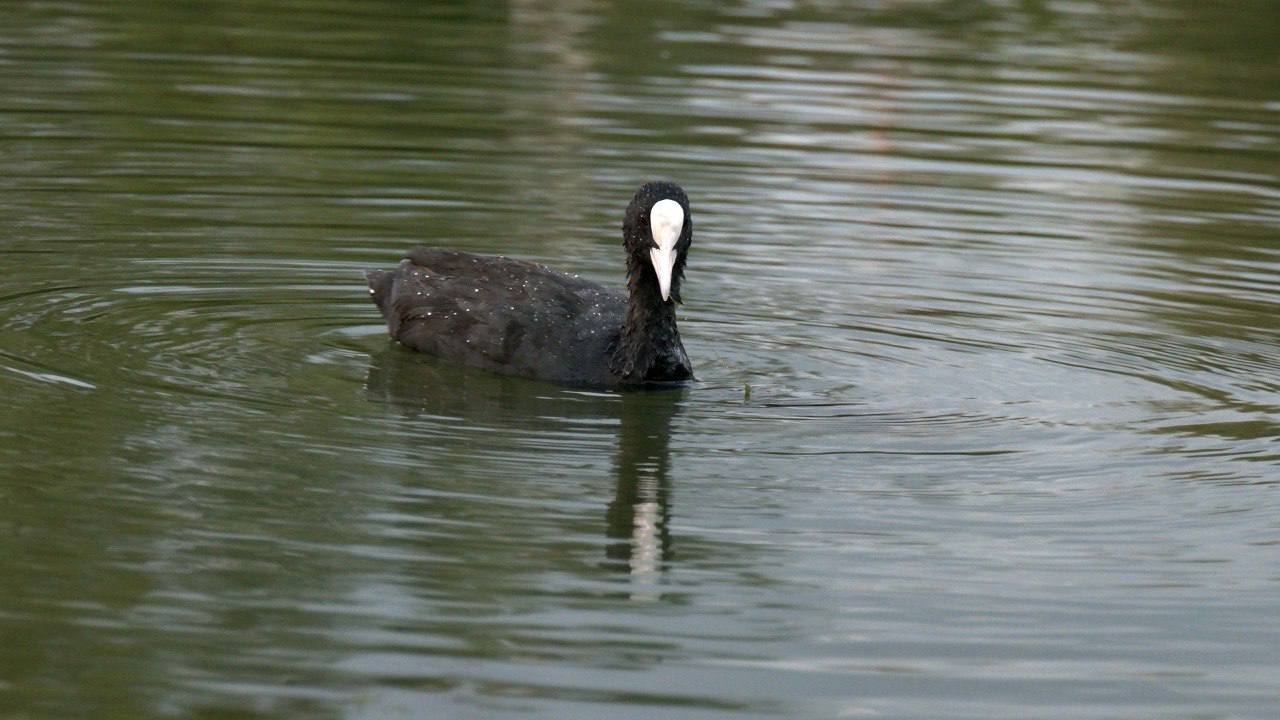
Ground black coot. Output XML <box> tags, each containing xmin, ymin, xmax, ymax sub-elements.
<box><xmin>365</xmin><ymin>182</ymin><xmax>695</xmax><ymax>388</ymax></box>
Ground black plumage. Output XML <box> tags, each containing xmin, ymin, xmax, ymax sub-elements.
<box><xmin>365</xmin><ymin>182</ymin><xmax>694</xmax><ymax>388</ymax></box>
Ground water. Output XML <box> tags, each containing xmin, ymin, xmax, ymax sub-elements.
<box><xmin>2</xmin><ymin>1</ymin><xmax>1278</xmax><ymax>718</ymax></box>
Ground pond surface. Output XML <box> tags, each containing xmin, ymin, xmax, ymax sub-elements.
<box><xmin>2</xmin><ymin>1</ymin><xmax>1278</xmax><ymax>718</ymax></box>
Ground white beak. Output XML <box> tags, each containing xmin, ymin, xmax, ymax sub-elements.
<box><xmin>648</xmin><ymin>199</ymin><xmax>684</xmax><ymax>302</ymax></box>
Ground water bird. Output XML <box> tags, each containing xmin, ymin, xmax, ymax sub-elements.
<box><xmin>366</xmin><ymin>181</ymin><xmax>694</xmax><ymax>388</ymax></box>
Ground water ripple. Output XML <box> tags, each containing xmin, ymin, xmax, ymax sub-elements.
<box><xmin>2</xmin><ymin>1</ymin><xmax>1279</xmax><ymax>719</ymax></box>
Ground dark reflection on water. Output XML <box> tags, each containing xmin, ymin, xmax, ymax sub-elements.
<box><xmin>366</xmin><ymin>349</ymin><xmax>684</xmax><ymax>599</ymax></box>
<box><xmin>604</xmin><ymin>392</ymin><xmax>679</xmax><ymax>592</ymax></box>
<box><xmin>2</xmin><ymin>0</ymin><xmax>1279</xmax><ymax>718</ymax></box>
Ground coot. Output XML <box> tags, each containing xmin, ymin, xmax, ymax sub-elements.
<box><xmin>365</xmin><ymin>181</ymin><xmax>694</xmax><ymax>388</ymax></box>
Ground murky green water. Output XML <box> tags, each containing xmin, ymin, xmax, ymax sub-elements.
<box><xmin>2</xmin><ymin>1</ymin><xmax>1278</xmax><ymax>718</ymax></box>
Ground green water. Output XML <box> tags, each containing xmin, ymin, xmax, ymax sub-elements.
<box><xmin>2</xmin><ymin>1</ymin><xmax>1278</xmax><ymax>718</ymax></box>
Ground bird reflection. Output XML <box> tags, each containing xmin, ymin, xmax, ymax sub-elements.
<box><xmin>364</xmin><ymin>348</ymin><xmax>684</xmax><ymax>599</ymax></box>
<box><xmin>605</xmin><ymin>391</ymin><xmax>681</xmax><ymax>599</ymax></box>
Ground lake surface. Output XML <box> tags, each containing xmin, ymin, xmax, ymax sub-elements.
<box><xmin>2</xmin><ymin>1</ymin><xmax>1278</xmax><ymax>718</ymax></box>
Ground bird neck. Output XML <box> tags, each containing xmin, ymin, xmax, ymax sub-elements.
<box><xmin>610</xmin><ymin>276</ymin><xmax>680</xmax><ymax>382</ymax></box>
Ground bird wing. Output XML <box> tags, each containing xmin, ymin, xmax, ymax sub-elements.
<box><xmin>368</xmin><ymin>249</ymin><xmax>626</xmax><ymax>383</ymax></box>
